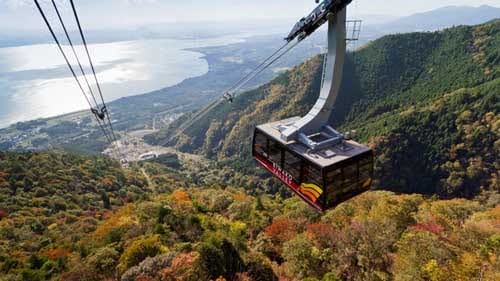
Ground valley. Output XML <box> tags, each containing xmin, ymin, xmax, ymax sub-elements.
<box><xmin>0</xmin><ymin>4</ymin><xmax>498</xmax><ymax>280</ymax></box>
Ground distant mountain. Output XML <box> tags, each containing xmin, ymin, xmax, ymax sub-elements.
<box><xmin>148</xmin><ymin>20</ymin><xmax>500</xmax><ymax>198</ymax></box>
<box><xmin>382</xmin><ymin>5</ymin><xmax>500</xmax><ymax>32</ymax></box>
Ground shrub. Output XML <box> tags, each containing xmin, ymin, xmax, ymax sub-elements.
<box><xmin>160</xmin><ymin>252</ymin><xmax>203</xmax><ymax>281</ymax></box>
<box><xmin>118</xmin><ymin>235</ymin><xmax>166</xmax><ymax>272</ymax></box>
<box><xmin>121</xmin><ymin>253</ymin><xmax>175</xmax><ymax>281</ymax></box>
<box><xmin>87</xmin><ymin>246</ymin><xmax>120</xmax><ymax>276</ymax></box>
<box><xmin>245</xmin><ymin>253</ymin><xmax>278</xmax><ymax>281</ymax></box>
<box><xmin>197</xmin><ymin>239</ymin><xmax>245</xmax><ymax>280</ymax></box>
<box><xmin>283</xmin><ymin>235</ymin><xmax>321</xmax><ymax>279</ymax></box>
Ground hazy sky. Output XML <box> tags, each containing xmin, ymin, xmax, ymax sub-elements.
<box><xmin>1</xmin><ymin>0</ymin><xmax>499</xmax><ymax>31</ymax></box>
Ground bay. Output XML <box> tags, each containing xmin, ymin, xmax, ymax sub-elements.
<box><xmin>0</xmin><ymin>36</ymin><xmax>243</xmax><ymax>128</ymax></box>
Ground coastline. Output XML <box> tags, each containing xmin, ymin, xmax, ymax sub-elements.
<box><xmin>0</xmin><ymin>36</ymin><xmax>246</xmax><ymax>129</ymax></box>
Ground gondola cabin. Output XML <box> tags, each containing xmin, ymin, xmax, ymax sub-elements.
<box><xmin>253</xmin><ymin>118</ymin><xmax>374</xmax><ymax>211</ymax></box>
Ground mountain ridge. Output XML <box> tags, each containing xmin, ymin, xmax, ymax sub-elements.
<box><xmin>0</xmin><ymin>18</ymin><xmax>499</xmax><ymax>281</ymax></box>
<box><xmin>147</xmin><ymin>20</ymin><xmax>500</xmax><ymax>198</ymax></box>
<box><xmin>380</xmin><ymin>5</ymin><xmax>500</xmax><ymax>32</ymax></box>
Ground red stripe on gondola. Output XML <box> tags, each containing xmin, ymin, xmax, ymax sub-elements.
<box><xmin>254</xmin><ymin>154</ymin><xmax>324</xmax><ymax>211</ymax></box>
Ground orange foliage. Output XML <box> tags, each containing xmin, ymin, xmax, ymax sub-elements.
<box><xmin>0</xmin><ymin>171</ymin><xmax>9</xmax><ymax>179</ymax></box>
<box><xmin>233</xmin><ymin>193</ymin><xmax>247</xmax><ymax>202</ymax></box>
<box><xmin>171</xmin><ymin>190</ymin><xmax>191</xmax><ymax>202</ymax></box>
<box><xmin>44</xmin><ymin>248</ymin><xmax>71</xmax><ymax>260</ymax></box>
<box><xmin>264</xmin><ymin>218</ymin><xmax>298</xmax><ymax>243</ymax></box>
<box><xmin>102</xmin><ymin>176</ymin><xmax>115</xmax><ymax>188</ymax></box>
<box><xmin>91</xmin><ymin>205</ymin><xmax>137</xmax><ymax>243</ymax></box>
<box><xmin>161</xmin><ymin>252</ymin><xmax>200</xmax><ymax>281</ymax></box>
<box><xmin>305</xmin><ymin>223</ymin><xmax>337</xmax><ymax>248</ymax></box>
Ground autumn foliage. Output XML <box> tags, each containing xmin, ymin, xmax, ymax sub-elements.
<box><xmin>171</xmin><ymin>190</ymin><xmax>190</xmax><ymax>202</ymax></box>
<box><xmin>265</xmin><ymin>218</ymin><xmax>298</xmax><ymax>243</ymax></box>
<box><xmin>44</xmin><ymin>248</ymin><xmax>71</xmax><ymax>260</ymax></box>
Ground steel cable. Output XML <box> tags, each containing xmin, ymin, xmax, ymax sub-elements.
<box><xmin>33</xmin><ymin>0</ymin><xmax>113</xmax><ymax>145</ymax></box>
<box><xmin>167</xmin><ymin>38</ymin><xmax>302</xmax><ymax>144</ymax></box>
<box><xmin>51</xmin><ymin>0</ymin><xmax>100</xmax><ymax>110</ymax></box>
<box><xmin>69</xmin><ymin>0</ymin><xmax>120</xmax><ymax>147</ymax></box>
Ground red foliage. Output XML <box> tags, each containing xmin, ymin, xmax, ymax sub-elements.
<box><xmin>411</xmin><ymin>221</ymin><xmax>445</xmax><ymax>235</ymax></box>
<box><xmin>264</xmin><ymin>218</ymin><xmax>298</xmax><ymax>243</ymax></box>
<box><xmin>172</xmin><ymin>252</ymin><xmax>198</xmax><ymax>269</ymax></box>
<box><xmin>0</xmin><ymin>208</ymin><xmax>8</xmax><ymax>220</ymax></box>
<box><xmin>350</xmin><ymin>220</ymin><xmax>364</xmax><ymax>232</ymax></box>
<box><xmin>161</xmin><ymin>252</ymin><xmax>200</xmax><ymax>280</ymax></box>
<box><xmin>103</xmin><ymin>212</ymin><xmax>113</xmax><ymax>221</ymax></box>
<box><xmin>305</xmin><ymin>222</ymin><xmax>337</xmax><ymax>248</ymax></box>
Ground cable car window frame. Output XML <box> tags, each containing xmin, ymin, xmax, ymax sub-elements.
<box><xmin>268</xmin><ymin>138</ymin><xmax>283</xmax><ymax>167</ymax></box>
<box><xmin>284</xmin><ymin>150</ymin><xmax>302</xmax><ymax>182</ymax></box>
<box><xmin>303</xmin><ymin>161</ymin><xmax>323</xmax><ymax>187</ymax></box>
<box><xmin>322</xmin><ymin>150</ymin><xmax>374</xmax><ymax>207</ymax></box>
<box><xmin>254</xmin><ymin>130</ymin><xmax>268</xmax><ymax>158</ymax></box>
<box><xmin>342</xmin><ymin>163</ymin><xmax>359</xmax><ymax>188</ymax></box>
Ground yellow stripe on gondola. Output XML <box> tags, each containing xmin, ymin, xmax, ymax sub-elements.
<box><xmin>299</xmin><ymin>183</ymin><xmax>324</xmax><ymax>202</ymax></box>
<box><xmin>301</xmin><ymin>183</ymin><xmax>323</xmax><ymax>195</ymax></box>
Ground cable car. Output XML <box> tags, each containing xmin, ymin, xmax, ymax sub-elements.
<box><xmin>253</xmin><ymin>118</ymin><xmax>373</xmax><ymax>211</ymax></box>
<box><xmin>169</xmin><ymin>0</ymin><xmax>372</xmax><ymax>211</ymax></box>
<box><xmin>252</xmin><ymin>1</ymin><xmax>373</xmax><ymax>211</ymax></box>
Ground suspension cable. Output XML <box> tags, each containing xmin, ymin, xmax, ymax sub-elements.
<box><xmin>164</xmin><ymin>98</ymin><xmax>224</xmax><ymax>145</ymax></box>
<box><xmin>33</xmin><ymin>0</ymin><xmax>114</xmax><ymax>146</ymax></box>
<box><xmin>68</xmin><ymin>0</ymin><xmax>127</xmax><ymax>164</ymax></box>
<box><xmin>34</xmin><ymin>0</ymin><xmax>90</xmax><ymax>109</ymax></box>
<box><xmin>68</xmin><ymin>0</ymin><xmax>105</xmax><ymax>108</ymax></box>
<box><xmin>224</xmin><ymin>41</ymin><xmax>291</xmax><ymax>97</ymax></box>
<box><xmin>167</xmin><ymin>38</ymin><xmax>302</xmax><ymax>144</ymax></box>
<box><xmin>229</xmin><ymin>39</ymin><xmax>301</xmax><ymax>96</ymax></box>
<box><xmin>69</xmin><ymin>0</ymin><xmax>120</xmax><ymax>145</ymax></box>
<box><xmin>50</xmin><ymin>0</ymin><xmax>100</xmax><ymax>110</ymax></box>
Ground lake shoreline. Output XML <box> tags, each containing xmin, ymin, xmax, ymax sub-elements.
<box><xmin>0</xmin><ymin>36</ymin><xmax>246</xmax><ymax>129</ymax></box>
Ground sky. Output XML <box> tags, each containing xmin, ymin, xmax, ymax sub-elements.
<box><xmin>0</xmin><ymin>0</ymin><xmax>499</xmax><ymax>32</ymax></box>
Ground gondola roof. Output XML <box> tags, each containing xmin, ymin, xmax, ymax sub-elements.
<box><xmin>256</xmin><ymin>117</ymin><xmax>371</xmax><ymax>169</ymax></box>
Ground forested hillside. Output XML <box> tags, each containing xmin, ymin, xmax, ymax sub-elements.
<box><xmin>148</xmin><ymin>20</ymin><xmax>500</xmax><ymax>198</ymax></box>
<box><xmin>0</xmin><ymin>151</ymin><xmax>499</xmax><ymax>281</ymax></box>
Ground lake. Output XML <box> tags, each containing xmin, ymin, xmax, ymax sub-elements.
<box><xmin>0</xmin><ymin>36</ymin><xmax>243</xmax><ymax>128</ymax></box>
